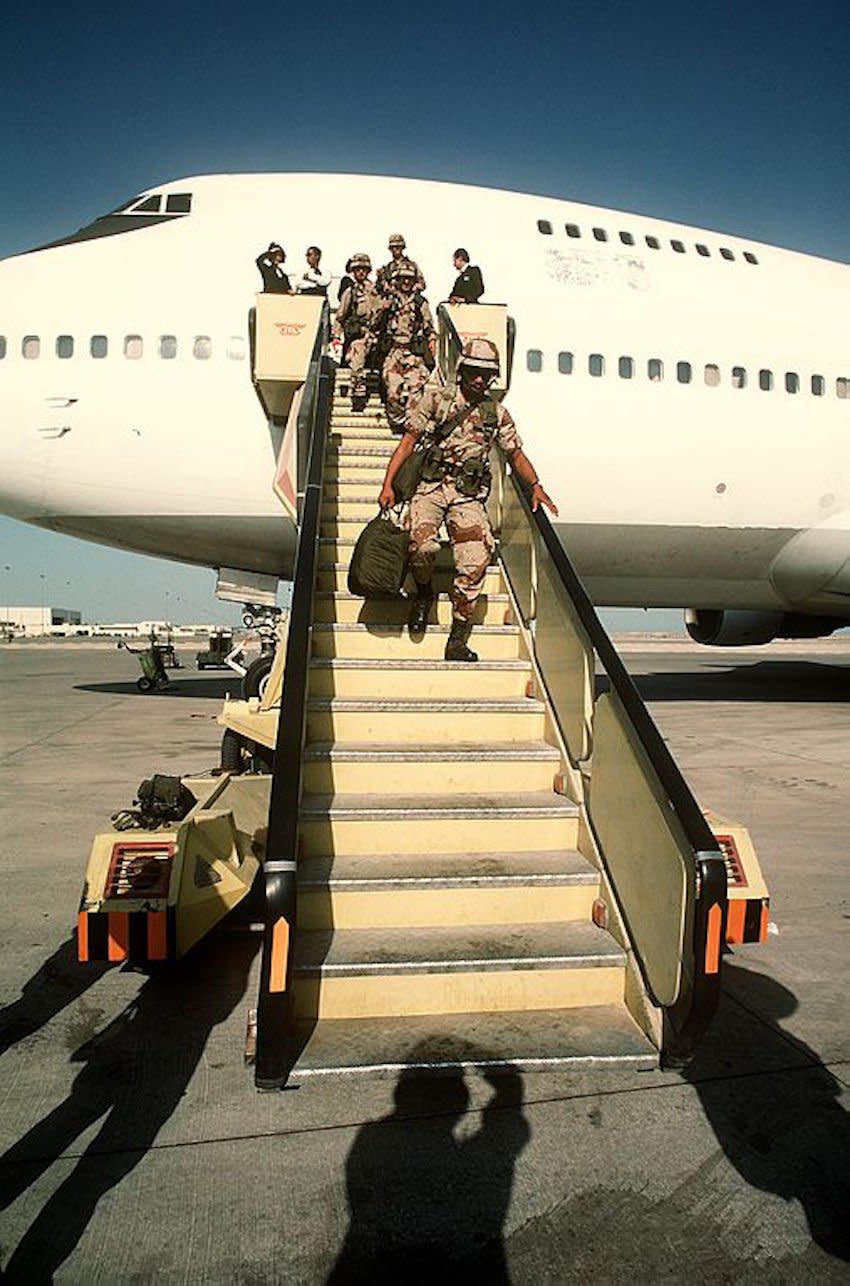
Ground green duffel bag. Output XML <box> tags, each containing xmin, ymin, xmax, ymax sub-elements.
<box><xmin>347</xmin><ymin>510</ymin><xmax>410</xmax><ymax>598</ymax></box>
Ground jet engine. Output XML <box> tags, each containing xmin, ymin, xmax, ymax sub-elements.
<box><xmin>684</xmin><ymin>609</ymin><xmax>846</xmax><ymax>647</ymax></box>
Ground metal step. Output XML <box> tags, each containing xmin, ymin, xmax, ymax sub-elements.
<box><xmin>310</xmin><ymin>621</ymin><xmax>522</xmax><ymax>660</ymax></box>
<box><xmin>298</xmin><ymin>847</ymin><xmax>594</xmax><ymax>889</ymax></box>
<box><xmin>289</xmin><ymin>1005</ymin><xmax>658</xmax><ymax>1078</ymax></box>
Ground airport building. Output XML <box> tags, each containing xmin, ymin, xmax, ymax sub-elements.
<box><xmin>1</xmin><ymin>605</ymin><xmax>84</xmax><ymax>637</ymax></box>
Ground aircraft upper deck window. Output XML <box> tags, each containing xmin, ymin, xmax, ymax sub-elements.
<box><xmin>227</xmin><ymin>336</ymin><xmax>247</xmax><ymax>360</ymax></box>
<box><xmin>732</xmin><ymin>366</ymin><xmax>747</xmax><ymax>388</ymax></box>
<box><xmin>526</xmin><ymin>349</ymin><xmax>543</xmax><ymax>372</ymax></box>
<box><xmin>0</xmin><ymin>336</ymin><xmax>6</xmax><ymax>359</ymax></box>
<box><xmin>645</xmin><ymin>235</ymin><xmax>660</xmax><ymax>250</ymax></box>
<box><xmin>159</xmin><ymin>335</ymin><xmax>177</xmax><ymax>359</ymax></box>
<box><xmin>704</xmin><ymin>364</ymin><xmax>720</xmax><ymax>386</ymax></box>
<box><xmin>557</xmin><ymin>351</ymin><xmax>573</xmax><ymax>374</ymax></box>
<box><xmin>565</xmin><ymin>223</ymin><xmax>581</xmax><ymax>238</ymax></box>
<box><xmin>785</xmin><ymin>371</ymin><xmax>799</xmax><ymax>394</ymax></box>
<box><xmin>537</xmin><ymin>219</ymin><xmax>553</xmax><ymax>235</ymax></box>
<box><xmin>619</xmin><ymin>231</ymin><xmax>634</xmax><ymax>245</ymax></box>
<box><xmin>56</xmin><ymin>335</ymin><xmax>74</xmax><ymax>359</ymax></box>
<box><xmin>165</xmin><ymin>193</ymin><xmax>192</xmax><ymax>214</ymax></box>
<box><xmin>193</xmin><ymin>336</ymin><xmax>212</xmax><ymax>360</ymax></box>
<box><xmin>618</xmin><ymin>356</ymin><xmax>634</xmax><ymax>379</ymax></box>
<box><xmin>837</xmin><ymin>378</ymin><xmax>849</xmax><ymax>399</ymax></box>
<box><xmin>677</xmin><ymin>361</ymin><xmax>692</xmax><ymax>384</ymax></box>
<box><xmin>648</xmin><ymin>358</ymin><xmax>663</xmax><ymax>381</ymax></box>
<box><xmin>124</xmin><ymin>335</ymin><xmax>143</xmax><ymax>359</ymax></box>
<box><xmin>696</xmin><ymin>244</ymin><xmax>710</xmax><ymax>257</ymax></box>
<box><xmin>132</xmin><ymin>195</ymin><xmax>161</xmax><ymax>214</ymax></box>
<box><xmin>743</xmin><ymin>251</ymin><xmax>758</xmax><ymax>265</ymax></box>
<box><xmin>811</xmin><ymin>374</ymin><xmax>825</xmax><ymax>396</ymax></box>
<box><xmin>90</xmin><ymin>335</ymin><xmax>108</xmax><ymax>358</ymax></box>
<box><xmin>720</xmin><ymin>247</ymin><xmax>735</xmax><ymax>261</ymax></box>
<box><xmin>759</xmin><ymin>368</ymin><xmax>773</xmax><ymax>391</ymax></box>
<box><xmin>22</xmin><ymin>336</ymin><xmax>40</xmax><ymax>359</ymax></box>
<box><xmin>671</xmin><ymin>239</ymin><xmax>685</xmax><ymax>253</ymax></box>
<box><xmin>592</xmin><ymin>227</ymin><xmax>608</xmax><ymax>242</ymax></box>
<box><xmin>589</xmin><ymin>354</ymin><xmax>605</xmax><ymax>377</ymax></box>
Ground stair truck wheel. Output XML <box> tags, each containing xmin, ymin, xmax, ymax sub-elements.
<box><xmin>221</xmin><ymin>729</ymin><xmax>249</xmax><ymax>774</ymax></box>
<box><xmin>242</xmin><ymin>653</ymin><xmax>273</xmax><ymax>701</ymax></box>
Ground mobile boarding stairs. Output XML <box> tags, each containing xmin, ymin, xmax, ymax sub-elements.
<box><xmin>77</xmin><ymin>295</ymin><xmax>769</xmax><ymax>1088</ymax></box>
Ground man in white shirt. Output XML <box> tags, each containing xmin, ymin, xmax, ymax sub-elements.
<box><xmin>295</xmin><ymin>245</ymin><xmax>332</xmax><ymax>297</ymax></box>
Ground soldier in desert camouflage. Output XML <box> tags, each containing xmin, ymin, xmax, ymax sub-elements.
<box><xmin>377</xmin><ymin>263</ymin><xmax>436</xmax><ymax>432</ymax></box>
<box><xmin>376</xmin><ymin>233</ymin><xmax>426</xmax><ymax>297</ymax></box>
<box><xmin>333</xmin><ymin>252</ymin><xmax>381</xmax><ymax>410</ymax></box>
<box><xmin>379</xmin><ymin>338</ymin><xmax>558</xmax><ymax>661</ymax></box>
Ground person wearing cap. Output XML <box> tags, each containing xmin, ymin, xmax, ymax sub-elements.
<box><xmin>294</xmin><ymin>245</ymin><xmax>331</xmax><ymax>297</ymax></box>
<box><xmin>449</xmin><ymin>248</ymin><xmax>485</xmax><ymax>304</ymax></box>
<box><xmin>376</xmin><ymin>264</ymin><xmax>437</xmax><ymax>432</ymax></box>
<box><xmin>255</xmin><ymin>243</ymin><xmax>292</xmax><ymax>294</ymax></box>
<box><xmin>378</xmin><ymin>339</ymin><xmax>557</xmax><ymax>661</ymax></box>
<box><xmin>376</xmin><ymin>234</ymin><xmax>426</xmax><ymax>297</ymax></box>
<box><xmin>333</xmin><ymin>253</ymin><xmax>382</xmax><ymax>410</ymax></box>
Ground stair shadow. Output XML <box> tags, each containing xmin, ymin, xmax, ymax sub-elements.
<box><xmin>0</xmin><ymin>931</ymin><xmax>259</xmax><ymax>1281</ymax></box>
<box><xmin>685</xmin><ymin>961</ymin><xmax>850</xmax><ymax>1262</ymax></box>
<box><xmin>328</xmin><ymin>1049</ymin><xmax>530</xmax><ymax>1284</ymax></box>
<box><xmin>355</xmin><ymin>595</ymin><xmax>491</xmax><ymax>632</ymax></box>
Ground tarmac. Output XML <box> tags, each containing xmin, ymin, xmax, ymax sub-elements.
<box><xmin>0</xmin><ymin>639</ymin><xmax>848</xmax><ymax>1283</ymax></box>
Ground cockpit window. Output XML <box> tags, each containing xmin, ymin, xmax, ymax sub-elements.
<box><xmin>109</xmin><ymin>195</ymin><xmax>143</xmax><ymax>213</ymax></box>
<box><xmin>166</xmin><ymin>193</ymin><xmax>192</xmax><ymax>213</ymax></box>
<box><xmin>132</xmin><ymin>195</ymin><xmax>162</xmax><ymax>213</ymax></box>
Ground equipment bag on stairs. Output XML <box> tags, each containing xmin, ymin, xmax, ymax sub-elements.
<box><xmin>347</xmin><ymin>509</ymin><xmax>410</xmax><ymax>598</ymax></box>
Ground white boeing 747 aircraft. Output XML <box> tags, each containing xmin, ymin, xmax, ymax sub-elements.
<box><xmin>1</xmin><ymin>172</ymin><xmax>848</xmax><ymax>645</ymax></box>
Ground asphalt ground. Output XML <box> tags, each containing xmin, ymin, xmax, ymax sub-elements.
<box><xmin>0</xmin><ymin>640</ymin><xmax>848</xmax><ymax>1283</ymax></box>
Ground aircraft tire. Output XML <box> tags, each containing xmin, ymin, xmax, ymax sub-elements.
<box><xmin>242</xmin><ymin>653</ymin><xmax>273</xmax><ymax>700</ymax></box>
<box><xmin>136</xmin><ymin>676</ymin><xmax>154</xmax><ymax>693</ymax></box>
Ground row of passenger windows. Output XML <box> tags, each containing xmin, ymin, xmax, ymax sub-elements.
<box><xmin>536</xmin><ymin>219</ymin><xmax>758</xmax><ymax>264</ymax></box>
<box><xmin>0</xmin><ymin>335</ymin><xmax>246</xmax><ymax>361</ymax></box>
<box><xmin>525</xmin><ymin>349</ymin><xmax>850</xmax><ymax>397</ymax></box>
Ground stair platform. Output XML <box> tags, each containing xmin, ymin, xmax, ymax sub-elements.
<box><xmin>289</xmin><ymin>1005</ymin><xmax>657</xmax><ymax>1078</ymax></box>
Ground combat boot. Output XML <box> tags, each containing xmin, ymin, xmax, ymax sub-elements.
<box><xmin>408</xmin><ymin>584</ymin><xmax>434</xmax><ymax>638</ymax></box>
<box><xmin>445</xmin><ymin>620</ymin><xmax>478</xmax><ymax>663</ymax></box>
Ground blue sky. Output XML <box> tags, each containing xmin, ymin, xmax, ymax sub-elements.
<box><xmin>1</xmin><ymin>0</ymin><xmax>847</xmax><ymax>626</ymax></box>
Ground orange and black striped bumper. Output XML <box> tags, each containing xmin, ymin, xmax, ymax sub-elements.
<box><xmin>77</xmin><ymin>907</ymin><xmax>176</xmax><ymax>963</ymax></box>
<box><xmin>725</xmin><ymin>897</ymin><xmax>769</xmax><ymax>945</ymax></box>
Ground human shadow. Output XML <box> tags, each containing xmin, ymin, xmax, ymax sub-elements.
<box><xmin>685</xmin><ymin>962</ymin><xmax>850</xmax><ymax>1262</ymax></box>
<box><xmin>0</xmin><ymin>932</ymin><xmax>258</xmax><ymax>1281</ymax></box>
<box><xmin>596</xmin><ymin>660</ymin><xmax>850</xmax><ymax>704</ymax></box>
<box><xmin>0</xmin><ymin>937</ymin><xmax>109</xmax><ymax>1059</ymax></box>
<box><xmin>328</xmin><ymin>1051</ymin><xmax>530</xmax><ymax>1284</ymax></box>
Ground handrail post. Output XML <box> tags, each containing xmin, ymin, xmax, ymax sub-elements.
<box><xmin>254</xmin><ymin>355</ymin><xmax>334</xmax><ymax>1090</ymax></box>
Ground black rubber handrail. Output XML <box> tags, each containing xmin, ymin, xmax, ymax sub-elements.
<box><xmin>255</xmin><ymin>354</ymin><xmax>334</xmax><ymax>1090</ymax></box>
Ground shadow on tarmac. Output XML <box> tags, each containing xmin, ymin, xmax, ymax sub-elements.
<box><xmin>685</xmin><ymin>962</ymin><xmax>850</xmax><ymax>1263</ymax></box>
<box><xmin>328</xmin><ymin>1053</ymin><xmax>530</xmax><ymax>1285</ymax></box>
<box><xmin>0</xmin><ymin>937</ymin><xmax>109</xmax><ymax>1059</ymax></box>
<box><xmin>598</xmin><ymin>660</ymin><xmax>850</xmax><ymax>704</ymax></box>
<box><xmin>0</xmin><ymin>932</ymin><xmax>259</xmax><ymax>1282</ymax></box>
<box><xmin>73</xmin><ymin>676</ymin><xmax>239</xmax><ymax>699</ymax></box>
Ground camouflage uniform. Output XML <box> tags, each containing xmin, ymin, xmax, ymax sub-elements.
<box><xmin>405</xmin><ymin>385</ymin><xmax>521</xmax><ymax>623</ymax></box>
<box><xmin>334</xmin><ymin>280</ymin><xmax>381</xmax><ymax>400</ymax></box>
<box><xmin>376</xmin><ymin>255</ymin><xmax>426</xmax><ymax>296</ymax></box>
<box><xmin>381</xmin><ymin>292</ymin><xmax>436</xmax><ymax>430</ymax></box>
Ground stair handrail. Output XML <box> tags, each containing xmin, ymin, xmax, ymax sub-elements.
<box><xmin>254</xmin><ymin>353</ymin><xmax>335</xmax><ymax>1090</ymax></box>
<box><xmin>436</xmin><ymin>303</ymin><xmax>726</xmax><ymax>1061</ymax></box>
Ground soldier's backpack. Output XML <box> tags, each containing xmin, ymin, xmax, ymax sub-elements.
<box><xmin>347</xmin><ymin>510</ymin><xmax>410</xmax><ymax>598</ymax></box>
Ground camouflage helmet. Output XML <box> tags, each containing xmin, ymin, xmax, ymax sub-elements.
<box><xmin>350</xmin><ymin>252</ymin><xmax>372</xmax><ymax>270</ymax></box>
<box><xmin>457</xmin><ymin>337</ymin><xmax>500</xmax><ymax>376</ymax></box>
<box><xmin>388</xmin><ymin>233</ymin><xmax>406</xmax><ymax>248</ymax></box>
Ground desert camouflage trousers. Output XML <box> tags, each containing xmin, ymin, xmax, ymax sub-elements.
<box><xmin>408</xmin><ymin>481</ymin><xmax>495</xmax><ymax>623</ymax></box>
<box><xmin>346</xmin><ymin>335</ymin><xmax>372</xmax><ymax>398</ymax></box>
<box><xmin>382</xmin><ymin>346</ymin><xmax>430</xmax><ymax>430</ymax></box>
